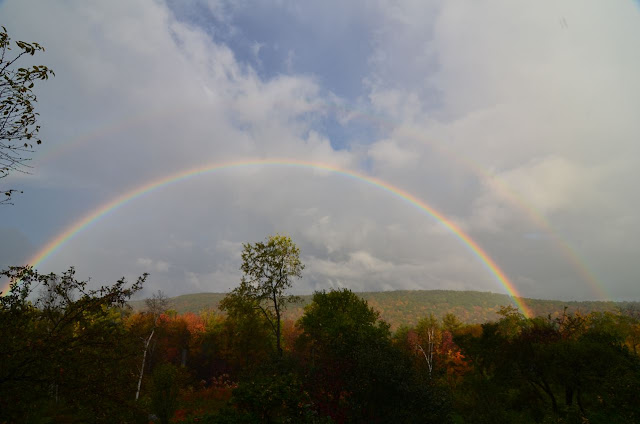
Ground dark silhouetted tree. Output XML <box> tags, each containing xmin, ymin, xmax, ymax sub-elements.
<box><xmin>0</xmin><ymin>266</ymin><xmax>146</xmax><ymax>422</ymax></box>
<box><xmin>297</xmin><ymin>289</ymin><xmax>451</xmax><ymax>423</ymax></box>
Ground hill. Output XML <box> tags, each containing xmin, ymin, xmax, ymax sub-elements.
<box><xmin>130</xmin><ymin>290</ymin><xmax>637</xmax><ymax>328</ymax></box>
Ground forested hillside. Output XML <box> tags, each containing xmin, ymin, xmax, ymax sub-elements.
<box><xmin>5</xmin><ymin>266</ymin><xmax>639</xmax><ymax>423</ymax></box>
<box><xmin>130</xmin><ymin>290</ymin><xmax>634</xmax><ymax>328</ymax></box>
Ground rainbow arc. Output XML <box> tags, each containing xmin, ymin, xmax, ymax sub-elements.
<box><xmin>4</xmin><ymin>159</ymin><xmax>532</xmax><ymax>317</ymax></box>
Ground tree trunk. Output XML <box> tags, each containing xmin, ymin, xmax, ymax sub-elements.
<box><xmin>275</xmin><ymin>307</ymin><xmax>282</xmax><ymax>357</ymax></box>
<box><xmin>577</xmin><ymin>388</ymin><xmax>585</xmax><ymax>415</ymax></box>
<box><xmin>136</xmin><ymin>328</ymin><xmax>154</xmax><ymax>400</ymax></box>
<box><xmin>544</xmin><ymin>380</ymin><xmax>558</xmax><ymax>414</ymax></box>
<box><xmin>273</xmin><ymin>290</ymin><xmax>282</xmax><ymax>357</ymax></box>
<box><xmin>565</xmin><ymin>386</ymin><xmax>573</xmax><ymax>406</ymax></box>
<box><xmin>532</xmin><ymin>379</ymin><xmax>558</xmax><ymax>414</ymax></box>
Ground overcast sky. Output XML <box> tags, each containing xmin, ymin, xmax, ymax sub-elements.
<box><xmin>1</xmin><ymin>0</ymin><xmax>639</xmax><ymax>301</ymax></box>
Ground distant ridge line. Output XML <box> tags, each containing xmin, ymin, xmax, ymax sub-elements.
<box><xmin>129</xmin><ymin>289</ymin><xmax>633</xmax><ymax>328</ymax></box>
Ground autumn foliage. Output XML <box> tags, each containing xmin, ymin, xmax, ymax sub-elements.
<box><xmin>2</xmin><ymin>266</ymin><xmax>639</xmax><ymax>423</ymax></box>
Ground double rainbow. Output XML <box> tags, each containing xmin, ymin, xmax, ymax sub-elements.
<box><xmin>33</xmin><ymin>103</ymin><xmax>605</xmax><ymax>300</ymax></box>
<box><xmin>6</xmin><ymin>159</ymin><xmax>532</xmax><ymax>317</ymax></box>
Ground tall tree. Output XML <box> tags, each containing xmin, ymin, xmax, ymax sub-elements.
<box><xmin>0</xmin><ymin>26</ymin><xmax>54</xmax><ymax>204</ymax></box>
<box><xmin>220</xmin><ymin>234</ymin><xmax>303</xmax><ymax>357</ymax></box>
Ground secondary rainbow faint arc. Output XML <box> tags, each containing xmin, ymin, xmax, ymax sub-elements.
<box><xmin>33</xmin><ymin>102</ymin><xmax>604</xmax><ymax>299</ymax></box>
<box><xmin>16</xmin><ymin>159</ymin><xmax>532</xmax><ymax>317</ymax></box>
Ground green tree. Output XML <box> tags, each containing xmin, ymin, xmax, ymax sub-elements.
<box><xmin>0</xmin><ymin>26</ymin><xmax>54</xmax><ymax>204</ymax></box>
<box><xmin>442</xmin><ymin>313</ymin><xmax>462</xmax><ymax>334</ymax></box>
<box><xmin>220</xmin><ymin>235</ymin><xmax>303</xmax><ymax>357</ymax></box>
<box><xmin>230</xmin><ymin>366</ymin><xmax>321</xmax><ymax>423</ymax></box>
<box><xmin>219</xmin><ymin>293</ymin><xmax>275</xmax><ymax>372</ymax></box>
<box><xmin>453</xmin><ymin>310</ymin><xmax>640</xmax><ymax>423</ymax></box>
<box><xmin>0</xmin><ymin>266</ymin><xmax>147</xmax><ymax>422</ymax></box>
<box><xmin>297</xmin><ymin>289</ymin><xmax>451</xmax><ymax>423</ymax></box>
<box><xmin>151</xmin><ymin>363</ymin><xmax>180</xmax><ymax>424</ymax></box>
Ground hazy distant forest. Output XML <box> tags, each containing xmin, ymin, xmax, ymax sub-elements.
<box><xmin>2</xmin><ymin>21</ymin><xmax>640</xmax><ymax>424</ymax></box>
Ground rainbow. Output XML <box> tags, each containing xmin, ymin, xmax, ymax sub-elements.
<box><xmin>31</xmin><ymin>103</ymin><xmax>604</xmax><ymax>299</ymax></box>
<box><xmin>34</xmin><ymin>107</ymin><xmax>171</xmax><ymax>167</ymax></box>
<box><xmin>4</xmin><ymin>159</ymin><xmax>532</xmax><ymax>316</ymax></box>
<box><xmin>311</xmin><ymin>102</ymin><xmax>606</xmax><ymax>299</ymax></box>
<box><xmin>424</xmin><ymin>141</ymin><xmax>606</xmax><ymax>299</ymax></box>
<box><xmin>359</xmin><ymin>124</ymin><xmax>607</xmax><ymax>299</ymax></box>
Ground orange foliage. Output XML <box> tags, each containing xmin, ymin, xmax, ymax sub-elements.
<box><xmin>180</xmin><ymin>313</ymin><xmax>206</xmax><ymax>336</ymax></box>
<box><xmin>281</xmin><ymin>319</ymin><xmax>302</xmax><ymax>352</ymax></box>
<box><xmin>439</xmin><ymin>331</ymin><xmax>471</xmax><ymax>385</ymax></box>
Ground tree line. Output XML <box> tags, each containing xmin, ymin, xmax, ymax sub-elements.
<box><xmin>1</xmin><ymin>235</ymin><xmax>639</xmax><ymax>423</ymax></box>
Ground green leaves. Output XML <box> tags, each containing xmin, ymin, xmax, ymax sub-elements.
<box><xmin>223</xmin><ymin>235</ymin><xmax>304</xmax><ymax>357</ymax></box>
<box><xmin>0</xmin><ymin>26</ymin><xmax>54</xmax><ymax>204</ymax></box>
<box><xmin>453</xmin><ymin>310</ymin><xmax>640</xmax><ymax>423</ymax></box>
<box><xmin>151</xmin><ymin>363</ymin><xmax>180</xmax><ymax>424</ymax></box>
<box><xmin>297</xmin><ymin>289</ymin><xmax>450</xmax><ymax>423</ymax></box>
<box><xmin>0</xmin><ymin>266</ymin><xmax>147</xmax><ymax>422</ymax></box>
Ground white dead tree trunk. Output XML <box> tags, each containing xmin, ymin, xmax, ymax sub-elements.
<box><xmin>135</xmin><ymin>290</ymin><xmax>168</xmax><ymax>400</ymax></box>
<box><xmin>136</xmin><ymin>327</ymin><xmax>155</xmax><ymax>400</ymax></box>
<box><xmin>416</xmin><ymin>327</ymin><xmax>435</xmax><ymax>377</ymax></box>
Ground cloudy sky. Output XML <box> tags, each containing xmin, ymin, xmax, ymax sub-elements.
<box><xmin>1</xmin><ymin>0</ymin><xmax>639</xmax><ymax>301</ymax></box>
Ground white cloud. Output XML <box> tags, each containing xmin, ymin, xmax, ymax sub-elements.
<box><xmin>136</xmin><ymin>258</ymin><xmax>170</xmax><ymax>273</ymax></box>
<box><xmin>368</xmin><ymin>139</ymin><xmax>417</xmax><ymax>169</ymax></box>
<box><xmin>359</xmin><ymin>0</ymin><xmax>640</xmax><ymax>299</ymax></box>
<box><xmin>2</xmin><ymin>0</ymin><xmax>639</xmax><ymax>301</ymax></box>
